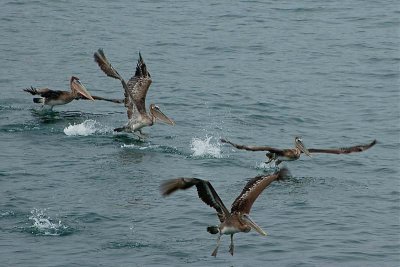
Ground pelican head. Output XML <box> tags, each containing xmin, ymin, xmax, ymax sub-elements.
<box><xmin>295</xmin><ymin>136</ymin><xmax>311</xmax><ymax>157</ymax></box>
<box><xmin>149</xmin><ymin>104</ymin><xmax>175</xmax><ymax>125</ymax></box>
<box><xmin>70</xmin><ymin>76</ymin><xmax>94</xmax><ymax>101</ymax></box>
<box><xmin>240</xmin><ymin>214</ymin><xmax>266</xmax><ymax>236</ymax></box>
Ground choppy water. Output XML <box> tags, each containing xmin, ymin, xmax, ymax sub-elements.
<box><xmin>1</xmin><ymin>1</ymin><xmax>399</xmax><ymax>266</ymax></box>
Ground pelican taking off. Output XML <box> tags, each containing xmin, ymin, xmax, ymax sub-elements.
<box><xmin>160</xmin><ymin>168</ymin><xmax>288</xmax><ymax>256</ymax></box>
<box><xmin>93</xmin><ymin>49</ymin><xmax>174</xmax><ymax>137</ymax></box>
<box><xmin>23</xmin><ymin>76</ymin><xmax>123</xmax><ymax>109</ymax></box>
<box><xmin>23</xmin><ymin>76</ymin><xmax>96</xmax><ymax>109</ymax></box>
<box><xmin>221</xmin><ymin>137</ymin><xmax>377</xmax><ymax>165</ymax></box>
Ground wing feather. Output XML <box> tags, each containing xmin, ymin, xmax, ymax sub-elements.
<box><xmin>160</xmin><ymin>178</ymin><xmax>230</xmax><ymax>222</ymax></box>
<box><xmin>23</xmin><ymin>87</ymin><xmax>63</xmax><ymax>98</ymax></box>
<box><xmin>308</xmin><ymin>140</ymin><xmax>377</xmax><ymax>154</ymax></box>
<box><xmin>126</xmin><ymin>52</ymin><xmax>152</xmax><ymax>115</ymax></box>
<box><xmin>231</xmin><ymin>168</ymin><xmax>288</xmax><ymax>214</ymax></box>
<box><xmin>93</xmin><ymin>49</ymin><xmax>123</xmax><ymax>80</ymax></box>
<box><xmin>220</xmin><ymin>138</ymin><xmax>284</xmax><ymax>153</ymax></box>
<box><xmin>93</xmin><ymin>49</ymin><xmax>134</xmax><ymax>119</ymax></box>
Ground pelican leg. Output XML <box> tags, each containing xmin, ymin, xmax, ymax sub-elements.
<box><xmin>133</xmin><ymin>130</ymin><xmax>148</xmax><ymax>140</ymax></box>
<box><xmin>211</xmin><ymin>234</ymin><xmax>222</xmax><ymax>257</ymax></box>
<box><xmin>229</xmin><ymin>234</ymin><xmax>234</xmax><ymax>256</ymax></box>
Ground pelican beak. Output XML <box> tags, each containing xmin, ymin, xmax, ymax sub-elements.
<box><xmin>241</xmin><ymin>214</ymin><xmax>267</xmax><ymax>236</ymax></box>
<box><xmin>297</xmin><ymin>139</ymin><xmax>312</xmax><ymax>157</ymax></box>
<box><xmin>152</xmin><ymin>106</ymin><xmax>175</xmax><ymax>126</ymax></box>
<box><xmin>72</xmin><ymin>78</ymin><xmax>94</xmax><ymax>101</ymax></box>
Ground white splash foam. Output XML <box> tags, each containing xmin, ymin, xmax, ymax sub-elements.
<box><xmin>121</xmin><ymin>144</ymin><xmax>161</xmax><ymax>150</ymax></box>
<box><xmin>63</xmin><ymin>119</ymin><xmax>111</xmax><ymax>136</ymax></box>
<box><xmin>190</xmin><ymin>136</ymin><xmax>222</xmax><ymax>158</ymax></box>
<box><xmin>29</xmin><ymin>208</ymin><xmax>68</xmax><ymax>236</ymax></box>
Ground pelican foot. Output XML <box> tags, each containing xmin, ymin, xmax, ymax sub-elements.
<box><xmin>211</xmin><ymin>234</ymin><xmax>221</xmax><ymax>257</ymax></box>
<box><xmin>133</xmin><ymin>130</ymin><xmax>148</xmax><ymax>140</ymax></box>
<box><xmin>211</xmin><ymin>247</ymin><xmax>219</xmax><ymax>257</ymax></box>
<box><xmin>229</xmin><ymin>244</ymin><xmax>234</xmax><ymax>256</ymax></box>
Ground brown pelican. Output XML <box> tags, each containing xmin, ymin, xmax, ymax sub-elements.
<box><xmin>23</xmin><ymin>76</ymin><xmax>96</xmax><ymax>109</ymax></box>
<box><xmin>221</xmin><ymin>137</ymin><xmax>377</xmax><ymax>165</ymax></box>
<box><xmin>160</xmin><ymin>168</ymin><xmax>288</xmax><ymax>256</ymax></box>
<box><xmin>93</xmin><ymin>49</ymin><xmax>175</xmax><ymax>137</ymax></box>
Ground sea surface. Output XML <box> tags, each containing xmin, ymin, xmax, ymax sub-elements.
<box><xmin>0</xmin><ymin>1</ymin><xmax>399</xmax><ymax>266</ymax></box>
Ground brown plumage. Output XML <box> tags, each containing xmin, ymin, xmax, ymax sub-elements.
<box><xmin>221</xmin><ymin>137</ymin><xmax>376</xmax><ymax>165</ymax></box>
<box><xmin>94</xmin><ymin>49</ymin><xmax>174</xmax><ymax>137</ymax></box>
<box><xmin>23</xmin><ymin>76</ymin><xmax>121</xmax><ymax>109</ymax></box>
<box><xmin>160</xmin><ymin>168</ymin><xmax>288</xmax><ymax>256</ymax></box>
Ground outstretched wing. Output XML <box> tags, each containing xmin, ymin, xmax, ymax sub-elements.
<box><xmin>231</xmin><ymin>168</ymin><xmax>288</xmax><ymax>214</ymax></box>
<box><xmin>220</xmin><ymin>138</ymin><xmax>284</xmax><ymax>153</ymax></box>
<box><xmin>23</xmin><ymin>87</ymin><xmax>62</xmax><ymax>98</ymax></box>
<box><xmin>94</xmin><ymin>49</ymin><xmax>133</xmax><ymax>119</ymax></box>
<box><xmin>126</xmin><ymin>52</ymin><xmax>152</xmax><ymax>116</ymax></box>
<box><xmin>308</xmin><ymin>140</ymin><xmax>377</xmax><ymax>154</ymax></box>
<box><xmin>94</xmin><ymin>49</ymin><xmax>123</xmax><ymax>81</ymax></box>
<box><xmin>75</xmin><ymin>94</ymin><xmax>123</xmax><ymax>103</ymax></box>
<box><xmin>160</xmin><ymin>178</ymin><xmax>230</xmax><ymax>222</ymax></box>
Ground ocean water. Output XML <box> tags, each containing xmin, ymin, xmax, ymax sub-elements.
<box><xmin>0</xmin><ymin>0</ymin><xmax>399</xmax><ymax>266</ymax></box>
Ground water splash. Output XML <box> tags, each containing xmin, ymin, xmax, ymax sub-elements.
<box><xmin>28</xmin><ymin>208</ymin><xmax>71</xmax><ymax>236</ymax></box>
<box><xmin>190</xmin><ymin>135</ymin><xmax>222</xmax><ymax>158</ymax></box>
<box><xmin>63</xmin><ymin>119</ymin><xmax>112</xmax><ymax>136</ymax></box>
<box><xmin>121</xmin><ymin>143</ymin><xmax>161</xmax><ymax>150</ymax></box>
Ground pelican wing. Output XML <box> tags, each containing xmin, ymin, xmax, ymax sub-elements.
<box><xmin>231</xmin><ymin>168</ymin><xmax>288</xmax><ymax>214</ymax></box>
<box><xmin>220</xmin><ymin>138</ymin><xmax>284</xmax><ymax>153</ymax></box>
<box><xmin>160</xmin><ymin>178</ymin><xmax>230</xmax><ymax>222</ymax></box>
<box><xmin>126</xmin><ymin>53</ymin><xmax>152</xmax><ymax>116</ymax></box>
<box><xmin>23</xmin><ymin>87</ymin><xmax>63</xmax><ymax>98</ymax></box>
<box><xmin>75</xmin><ymin>94</ymin><xmax>124</xmax><ymax>103</ymax></box>
<box><xmin>94</xmin><ymin>49</ymin><xmax>123</xmax><ymax>81</ymax></box>
<box><xmin>94</xmin><ymin>49</ymin><xmax>134</xmax><ymax>119</ymax></box>
<box><xmin>308</xmin><ymin>140</ymin><xmax>377</xmax><ymax>154</ymax></box>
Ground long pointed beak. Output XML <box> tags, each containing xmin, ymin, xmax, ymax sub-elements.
<box><xmin>298</xmin><ymin>141</ymin><xmax>312</xmax><ymax>157</ymax></box>
<box><xmin>72</xmin><ymin>79</ymin><xmax>94</xmax><ymax>101</ymax></box>
<box><xmin>152</xmin><ymin>107</ymin><xmax>175</xmax><ymax>126</ymax></box>
<box><xmin>242</xmin><ymin>214</ymin><xmax>267</xmax><ymax>236</ymax></box>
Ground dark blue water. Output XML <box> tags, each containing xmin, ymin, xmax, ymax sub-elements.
<box><xmin>0</xmin><ymin>1</ymin><xmax>399</xmax><ymax>266</ymax></box>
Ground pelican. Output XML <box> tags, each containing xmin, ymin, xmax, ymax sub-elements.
<box><xmin>160</xmin><ymin>168</ymin><xmax>288</xmax><ymax>256</ymax></box>
<box><xmin>93</xmin><ymin>49</ymin><xmax>175</xmax><ymax>138</ymax></box>
<box><xmin>221</xmin><ymin>137</ymin><xmax>377</xmax><ymax>165</ymax></box>
<box><xmin>23</xmin><ymin>76</ymin><xmax>97</xmax><ymax>109</ymax></box>
<box><xmin>23</xmin><ymin>76</ymin><xmax>123</xmax><ymax>110</ymax></box>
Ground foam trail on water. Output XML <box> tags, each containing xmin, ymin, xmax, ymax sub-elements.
<box><xmin>121</xmin><ymin>144</ymin><xmax>161</xmax><ymax>150</ymax></box>
<box><xmin>64</xmin><ymin>119</ymin><xmax>112</xmax><ymax>136</ymax></box>
<box><xmin>190</xmin><ymin>135</ymin><xmax>222</xmax><ymax>158</ymax></box>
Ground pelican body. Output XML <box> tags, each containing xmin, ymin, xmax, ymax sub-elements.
<box><xmin>94</xmin><ymin>49</ymin><xmax>174</xmax><ymax>137</ymax></box>
<box><xmin>221</xmin><ymin>137</ymin><xmax>377</xmax><ymax>165</ymax></box>
<box><xmin>24</xmin><ymin>76</ymin><xmax>95</xmax><ymax>109</ymax></box>
<box><xmin>160</xmin><ymin>168</ymin><xmax>288</xmax><ymax>256</ymax></box>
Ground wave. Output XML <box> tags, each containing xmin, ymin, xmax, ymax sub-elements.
<box><xmin>63</xmin><ymin>119</ymin><xmax>112</xmax><ymax>136</ymax></box>
<box><xmin>190</xmin><ymin>135</ymin><xmax>223</xmax><ymax>158</ymax></box>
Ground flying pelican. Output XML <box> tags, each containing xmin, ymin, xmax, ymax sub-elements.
<box><xmin>221</xmin><ymin>137</ymin><xmax>377</xmax><ymax>165</ymax></box>
<box><xmin>160</xmin><ymin>168</ymin><xmax>288</xmax><ymax>256</ymax></box>
<box><xmin>23</xmin><ymin>76</ymin><xmax>123</xmax><ymax>109</ymax></box>
<box><xmin>93</xmin><ymin>49</ymin><xmax>175</xmax><ymax>137</ymax></box>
